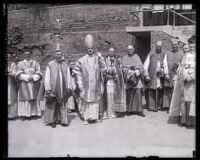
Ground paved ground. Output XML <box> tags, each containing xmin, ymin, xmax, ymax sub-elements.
<box><xmin>8</xmin><ymin>107</ymin><xmax>195</xmax><ymax>158</ymax></box>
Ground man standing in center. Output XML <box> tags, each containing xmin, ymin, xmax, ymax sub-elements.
<box><xmin>73</xmin><ymin>34</ymin><xmax>106</xmax><ymax>125</ymax></box>
<box><xmin>122</xmin><ymin>45</ymin><xmax>145</xmax><ymax>117</ymax></box>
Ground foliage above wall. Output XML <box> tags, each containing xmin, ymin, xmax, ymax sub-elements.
<box><xmin>7</xmin><ymin>27</ymin><xmax>23</xmax><ymax>62</ymax></box>
<box><xmin>7</xmin><ymin>26</ymin><xmax>49</xmax><ymax>64</ymax></box>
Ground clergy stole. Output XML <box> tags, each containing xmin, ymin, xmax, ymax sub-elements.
<box><xmin>55</xmin><ymin>64</ymin><xmax>64</xmax><ymax>104</ymax></box>
<box><xmin>146</xmin><ymin>52</ymin><xmax>165</xmax><ymax>89</ymax></box>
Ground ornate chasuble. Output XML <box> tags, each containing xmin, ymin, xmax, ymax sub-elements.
<box><xmin>105</xmin><ymin>56</ymin><xmax>126</xmax><ymax>112</ymax></box>
<box><xmin>73</xmin><ymin>54</ymin><xmax>104</xmax><ymax>103</ymax></box>
<box><xmin>16</xmin><ymin>60</ymin><xmax>42</xmax><ymax>101</ymax></box>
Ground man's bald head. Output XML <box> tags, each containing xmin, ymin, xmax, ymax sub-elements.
<box><xmin>127</xmin><ymin>45</ymin><xmax>135</xmax><ymax>56</ymax></box>
<box><xmin>156</xmin><ymin>41</ymin><xmax>162</xmax><ymax>46</ymax></box>
<box><xmin>155</xmin><ymin>41</ymin><xmax>163</xmax><ymax>53</ymax></box>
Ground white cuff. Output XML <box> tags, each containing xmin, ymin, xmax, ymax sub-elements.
<box><xmin>32</xmin><ymin>74</ymin><xmax>41</xmax><ymax>81</ymax></box>
<box><xmin>18</xmin><ymin>74</ymin><xmax>30</xmax><ymax>81</ymax></box>
<box><xmin>135</xmin><ymin>69</ymin><xmax>140</xmax><ymax>76</ymax></box>
<box><xmin>173</xmin><ymin>75</ymin><xmax>177</xmax><ymax>81</ymax></box>
<box><xmin>127</xmin><ymin>70</ymin><xmax>134</xmax><ymax>79</ymax></box>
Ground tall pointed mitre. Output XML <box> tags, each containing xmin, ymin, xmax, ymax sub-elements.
<box><xmin>84</xmin><ymin>34</ymin><xmax>94</xmax><ymax>48</ymax></box>
<box><xmin>56</xmin><ymin>43</ymin><xmax>62</xmax><ymax>52</ymax></box>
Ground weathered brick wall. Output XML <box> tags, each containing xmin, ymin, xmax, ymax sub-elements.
<box><xmin>151</xmin><ymin>31</ymin><xmax>184</xmax><ymax>53</ymax></box>
<box><xmin>8</xmin><ymin>4</ymin><xmax>141</xmax><ymax>71</ymax></box>
<box><xmin>151</xmin><ymin>31</ymin><xmax>173</xmax><ymax>51</ymax></box>
<box><xmin>8</xmin><ymin>4</ymin><xmax>175</xmax><ymax>71</ymax></box>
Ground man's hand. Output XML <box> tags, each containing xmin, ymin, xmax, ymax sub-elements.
<box><xmin>165</xmin><ymin>74</ymin><xmax>170</xmax><ymax>80</ymax></box>
<box><xmin>63</xmin><ymin>89</ymin><xmax>72</xmax><ymax>101</ymax></box>
<box><xmin>79</xmin><ymin>86</ymin><xmax>84</xmax><ymax>98</ymax></box>
<box><xmin>8</xmin><ymin>71</ymin><xmax>12</xmax><ymax>76</ymax></box>
<box><xmin>80</xmin><ymin>90</ymin><xmax>84</xmax><ymax>99</ymax></box>
<box><xmin>97</xmin><ymin>52</ymin><xmax>102</xmax><ymax>57</ymax></box>
<box><xmin>7</xmin><ymin>69</ymin><xmax>11</xmax><ymax>74</ymax></box>
<box><xmin>127</xmin><ymin>70</ymin><xmax>135</xmax><ymax>79</ymax></box>
<box><xmin>186</xmin><ymin>76</ymin><xmax>192</xmax><ymax>82</ymax></box>
<box><xmin>46</xmin><ymin>90</ymin><xmax>51</xmax><ymax>96</ymax></box>
<box><xmin>172</xmin><ymin>80</ymin><xmax>175</xmax><ymax>87</ymax></box>
<box><xmin>145</xmin><ymin>76</ymin><xmax>150</xmax><ymax>82</ymax></box>
<box><xmin>191</xmin><ymin>73</ymin><xmax>195</xmax><ymax>80</ymax></box>
<box><xmin>187</xmin><ymin>68</ymin><xmax>194</xmax><ymax>75</ymax></box>
<box><xmin>129</xmin><ymin>70</ymin><xmax>135</xmax><ymax>76</ymax></box>
<box><xmin>135</xmin><ymin>69</ymin><xmax>140</xmax><ymax>77</ymax></box>
<box><xmin>28</xmin><ymin>76</ymin><xmax>33</xmax><ymax>81</ymax></box>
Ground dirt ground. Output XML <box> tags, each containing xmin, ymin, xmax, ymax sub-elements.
<box><xmin>8</xmin><ymin>106</ymin><xmax>195</xmax><ymax>158</ymax></box>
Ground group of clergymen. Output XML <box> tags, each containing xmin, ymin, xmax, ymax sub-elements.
<box><xmin>8</xmin><ymin>34</ymin><xmax>196</xmax><ymax>128</ymax></box>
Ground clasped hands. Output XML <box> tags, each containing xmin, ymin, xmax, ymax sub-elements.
<box><xmin>128</xmin><ymin>69</ymin><xmax>140</xmax><ymax>78</ymax></box>
<box><xmin>145</xmin><ymin>74</ymin><xmax>169</xmax><ymax>82</ymax></box>
<box><xmin>185</xmin><ymin>68</ymin><xmax>195</xmax><ymax>82</ymax></box>
<box><xmin>28</xmin><ymin>75</ymin><xmax>34</xmax><ymax>81</ymax></box>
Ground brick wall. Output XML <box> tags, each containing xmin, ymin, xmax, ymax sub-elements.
<box><xmin>151</xmin><ymin>31</ymin><xmax>184</xmax><ymax>53</ymax></box>
<box><xmin>8</xmin><ymin>4</ymin><xmax>141</xmax><ymax>70</ymax></box>
<box><xmin>151</xmin><ymin>31</ymin><xmax>172</xmax><ymax>51</ymax></box>
<box><xmin>8</xmin><ymin>4</ymin><xmax>174</xmax><ymax>71</ymax></box>
<box><xmin>8</xmin><ymin>4</ymin><xmax>139</xmax><ymax>34</ymax></box>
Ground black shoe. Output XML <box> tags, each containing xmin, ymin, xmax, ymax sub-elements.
<box><xmin>61</xmin><ymin>124</ymin><xmax>69</xmax><ymax>127</ymax></box>
<box><xmin>185</xmin><ymin>125</ymin><xmax>194</xmax><ymax>129</ymax></box>
<box><xmin>26</xmin><ymin>117</ymin><xmax>32</xmax><ymax>120</ymax></box>
<box><xmin>178</xmin><ymin>123</ymin><xmax>186</xmax><ymax>127</ymax></box>
<box><xmin>8</xmin><ymin>117</ymin><xmax>17</xmax><ymax>120</ymax></box>
<box><xmin>20</xmin><ymin>117</ymin><xmax>26</xmax><ymax>121</ymax></box>
<box><xmin>162</xmin><ymin>107</ymin><xmax>169</xmax><ymax>111</ymax></box>
<box><xmin>139</xmin><ymin>113</ymin><xmax>145</xmax><ymax>117</ymax></box>
<box><xmin>51</xmin><ymin>123</ymin><xmax>56</xmax><ymax>128</ymax></box>
<box><xmin>32</xmin><ymin>116</ymin><xmax>40</xmax><ymax>120</ymax></box>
